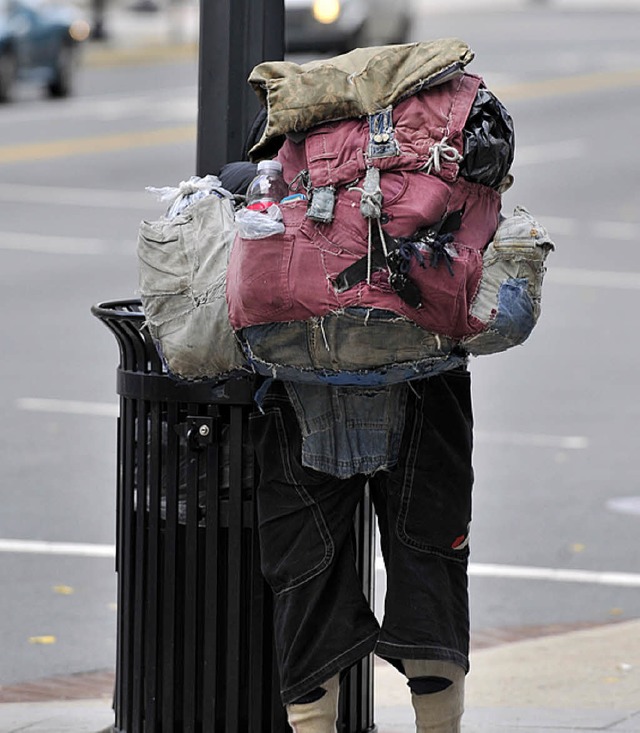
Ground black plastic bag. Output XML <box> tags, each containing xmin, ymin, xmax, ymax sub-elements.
<box><xmin>460</xmin><ymin>88</ymin><xmax>515</xmax><ymax>189</ymax></box>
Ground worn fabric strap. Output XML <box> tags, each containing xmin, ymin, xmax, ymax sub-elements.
<box><xmin>368</xmin><ymin>107</ymin><xmax>399</xmax><ymax>159</ymax></box>
<box><xmin>332</xmin><ymin>223</ymin><xmax>391</xmax><ymax>293</ymax></box>
<box><xmin>333</xmin><ymin>208</ymin><xmax>465</xmax><ymax>294</ymax></box>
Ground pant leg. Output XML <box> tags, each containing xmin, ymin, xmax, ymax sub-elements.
<box><xmin>249</xmin><ymin>380</ymin><xmax>380</xmax><ymax>705</ymax></box>
<box><xmin>370</xmin><ymin>368</ymin><xmax>474</xmax><ymax>672</ymax></box>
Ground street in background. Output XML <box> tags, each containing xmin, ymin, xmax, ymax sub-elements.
<box><xmin>0</xmin><ymin>1</ymin><xmax>638</xmax><ymax>708</ymax></box>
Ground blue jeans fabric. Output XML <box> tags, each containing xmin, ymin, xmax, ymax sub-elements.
<box><xmin>283</xmin><ymin>381</ymin><xmax>409</xmax><ymax>478</ymax></box>
<box><xmin>248</xmin><ymin>369</ymin><xmax>474</xmax><ymax>704</ymax></box>
<box><xmin>240</xmin><ymin>307</ymin><xmax>467</xmax><ymax>387</ymax></box>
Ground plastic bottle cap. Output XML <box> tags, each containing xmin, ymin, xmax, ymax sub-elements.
<box><xmin>256</xmin><ymin>159</ymin><xmax>283</xmax><ymax>173</ymax></box>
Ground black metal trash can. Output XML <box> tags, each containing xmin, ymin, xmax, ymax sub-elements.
<box><xmin>92</xmin><ymin>298</ymin><xmax>377</xmax><ymax>733</ymax></box>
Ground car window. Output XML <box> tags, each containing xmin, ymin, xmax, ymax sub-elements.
<box><xmin>18</xmin><ymin>0</ymin><xmax>59</xmax><ymax>13</ymax></box>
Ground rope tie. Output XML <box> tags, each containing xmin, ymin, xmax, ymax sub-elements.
<box><xmin>425</xmin><ymin>137</ymin><xmax>462</xmax><ymax>174</ymax></box>
<box><xmin>348</xmin><ymin>167</ymin><xmax>383</xmax><ymax>219</ymax></box>
<box><xmin>365</xmin><ymin>217</ymin><xmax>390</xmax><ymax>284</ymax></box>
<box><xmin>349</xmin><ymin>167</ymin><xmax>384</xmax><ymax>284</ymax></box>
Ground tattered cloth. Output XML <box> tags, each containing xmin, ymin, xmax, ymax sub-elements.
<box><xmin>247</xmin><ymin>38</ymin><xmax>474</xmax><ymax>160</ymax></box>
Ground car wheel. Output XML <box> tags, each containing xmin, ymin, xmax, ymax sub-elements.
<box><xmin>0</xmin><ymin>51</ymin><xmax>17</xmax><ymax>103</ymax></box>
<box><xmin>47</xmin><ymin>44</ymin><xmax>77</xmax><ymax>98</ymax></box>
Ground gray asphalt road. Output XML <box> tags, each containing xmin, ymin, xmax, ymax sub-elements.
<box><xmin>0</xmin><ymin>5</ymin><xmax>639</xmax><ymax>687</ymax></box>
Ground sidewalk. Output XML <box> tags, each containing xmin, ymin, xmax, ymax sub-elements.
<box><xmin>375</xmin><ymin>618</ymin><xmax>640</xmax><ymax>731</ymax></box>
<box><xmin>1</xmin><ymin>618</ymin><xmax>639</xmax><ymax>732</ymax></box>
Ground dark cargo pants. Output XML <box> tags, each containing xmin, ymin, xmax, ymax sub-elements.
<box><xmin>248</xmin><ymin>369</ymin><xmax>474</xmax><ymax>705</ymax></box>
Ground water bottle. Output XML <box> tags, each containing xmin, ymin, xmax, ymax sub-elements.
<box><xmin>245</xmin><ymin>160</ymin><xmax>289</xmax><ymax>212</ymax></box>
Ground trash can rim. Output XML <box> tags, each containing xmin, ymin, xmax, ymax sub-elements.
<box><xmin>91</xmin><ymin>298</ymin><xmax>145</xmax><ymax>321</ymax></box>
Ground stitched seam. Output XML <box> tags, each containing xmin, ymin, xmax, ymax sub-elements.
<box><xmin>269</xmin><ymin>408</ymin><xmax>335</xmax><ymax>594</ymax></box>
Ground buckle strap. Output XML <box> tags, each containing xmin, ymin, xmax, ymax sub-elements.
<box><xmin>332</xmin><ymin>209</ymin><xmax>465</xmax><ymax>305</ymax></box>
<box><xmin>367</xmin><ymin>107</ymin><xmax>399</xmax><ymax>159</ymax></box>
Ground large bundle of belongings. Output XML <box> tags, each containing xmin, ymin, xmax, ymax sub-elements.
<box><xmin>137</xmin><ymin>39</ymin><xmax>554</xmax><ymax>384</ymax></box>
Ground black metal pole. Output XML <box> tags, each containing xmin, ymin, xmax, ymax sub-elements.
<box><xmin>196</xmin><ymin>0</ymin><xmax>284</xmax><ymax>176</ymax></box>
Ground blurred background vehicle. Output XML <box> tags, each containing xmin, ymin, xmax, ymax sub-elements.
<box><xmin>0</xmin><ymin>0</ymin><xmax>90</xmax><ymax>102</ymax></box>
<box><xmin>285</xmin><ymin>0</ymin><xmax>411</xmax><ymax>53</ymax></box>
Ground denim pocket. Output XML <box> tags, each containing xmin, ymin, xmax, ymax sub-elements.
<box><xmin>138</xmin><ymin>222</ymin><xmax>191</xmax><ymax>295</ymax></box>
<box><xmin>382</xmin><ymin>170</ymin><xmax>451</xmax><ymax>239</ymax></box>
<box><xmin>249</xmin><ymin>400</ymin><xmax>335</xmax><ymax>594</ymax></box>
<box><xmin>394</xmin><ymin>371</ymin><xmax>473</xmax><ymax>562</ymax></box>
<box><xmin>138</xmin><ymin>216</ymin><xmax>193</xmax><ymax>324</ymax></box>
<box><xmin>226</xmin><ymin>232</ymin><xmax>295</xmax><ymax>327</ymax></box>
<box><xmin>137</xmin><ymin>195</ymin><xmax>246</xmax><ymax>378</ymax></box>
<box><xmin>405</xmin><ymin>243</ymin><xmax>483</xmax><ymax>339</ymax></box>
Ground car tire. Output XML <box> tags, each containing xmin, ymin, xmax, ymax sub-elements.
<box><xmin>0</xmin><ymin>51</ymin><xmax>17</xmax><ymax>103</ymax></box>
<box><xmin>47</xmin><ymin>43</ymin><xmax>77</xmax><ymax>98</ymax></box>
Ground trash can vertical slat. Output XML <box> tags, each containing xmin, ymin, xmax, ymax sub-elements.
<box><xmin>161</xmin><ymin>400</ymin><xmax>180</xmax><ymax>728</ymax></box>
<box><xmin>202</xmin><ymin>406</ymin><xmax>221</xmax><ymax>732</ymax></box>
<box><xmin>132</xmin><ymin>399</ymin><xmax>148</xmax><ymax>732</ymax></box>
<box><xmin>114</xmin><ymin>406</ymin><xmax>124</xmax><ymax>732</ymax></box>
<box><xmin>183</xmin><ymin>405</ymin><xmax>201</xmax><ymax>732</ymax></box>
<box><xmin>118</xmin><ymin>394</ymin><xmax>136</xmax><ymax>732</ymax></box>
<box><xmin>144</xmin><ymin>402</ymin><xmax>162</xmax><ymax>733</ymax></box>
<box><xmin>225</xmin><ymin>403</ymin><xmax>245</xmax><ymax>731</ymax></box>
<box><xmin>247</xmin><ymin>508</ymin><xmax>272</xmax><ymax>732</ymax></box>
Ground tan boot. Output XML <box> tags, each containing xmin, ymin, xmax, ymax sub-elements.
<box><xmin>403</xmin><ymin>659</ymin><xmax>465</xmax><ymax>733</ymax></box>
<box><xmin>285</xmin><ymin>674</ymin><xmax>340</xmax><ymax>733</ymax></box>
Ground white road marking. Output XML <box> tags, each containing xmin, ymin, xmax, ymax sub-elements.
<box><xmin>3</xmin><ymin>537</ymin><xmax>636</xmax><ymax>589</ymax></box>
<box><xmin>475</xmin><ymin>431</ymin><xmax>588</xmax><ymax>450</ymax></box>
<box><xmin>514</xmin><ymin>139</ymin><xmax>587</xmax><ymax>165</ymax></box>
<box><xmin>546</xmin><ymin>267</ymin><xmax>640</xmax><ymax>289</ymax></box>
<box><xmin>0</xmin><ymin>538</ymin><xmax>115</xmax><ymax>557</ymax></box>
<box><xmin>533</xmin><ymin>215</ymin><xmax>576</xmax><ymax>236</ymax></box>
<box><xmin>375</xmin><ymin>560</ymin><xmax>640</xmax><ymax>588</ymax></box>
<box><xmin>0</xmin><ymin>88</ymin><xmax>196</xmax><ymax>125</ymax></box>
<box><xmin>607</xmin><ymin>496</ymin><xmax>640</xmax><ymax>517</ymax></box>
<box><xmin>593</xmin><ymin>220</ymin><xmax>636</xmax><ymax>241</ymax></box>
<box><xmin>16</xmin><ymin>398</ymin><xmax>119</xmax><ymax>417</ymax></box>
<box><xmin>0</xmin><ymin>182</ymin><xmax>154</xmax><ymax>209</ymax></box>
<box><xmin>0</xmin><ymin>232</ymin><xmax>111</xmax><ymax>254</ymax></box>
<box><xmin>468</xmin><ymin>563</ymin><xmax>640</xmax><ymax>589</ymax></box>
<box><xmin>511</xmin><ymin>216</ymin><xmax>634</xmax><ymax>241</ymax></box>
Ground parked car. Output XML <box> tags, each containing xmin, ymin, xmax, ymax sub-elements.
<box><xmin>285</xmin><ymin>0</ymin><xmax>411</xmax><ymax>54</ymax></box>
<box><xmin>0</xmin><ymin>0</ymin><xmax>90</xmax><ymax>102</ymax></box>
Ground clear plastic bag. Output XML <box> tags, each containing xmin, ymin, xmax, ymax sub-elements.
<box><xmin>146</xmin><ymin>174</ymin><xmax>233</xmax><ymax>220</ymax></box>
<box><xmin>235</xmin><ymin>204</ymin><xmax>285</xmax><ymax>239</ymax></box>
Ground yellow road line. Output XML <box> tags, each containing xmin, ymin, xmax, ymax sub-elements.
<box><xmin>83</xmin><ymin>42</ymin><xmax>198</xmax><ymax>68</ymax></box>
<box><xmin>494</xmin><ymin>68</ymin><xmax>640</xmax><ymax>100</ymax></box>
<box><xmin>1</xmin><ymin>68</ymin><xmax>639</xmax><ymax>165</ymax></box>
<box><xmin>0</xmin><ymin>125</ymin><xmax>196</xmax><ymax>164</ymax></box>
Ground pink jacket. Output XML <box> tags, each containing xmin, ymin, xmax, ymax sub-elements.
<box><xmin>227</xmin><ymin>73</ymin><xmax>503</xmax><ymax>340</ymax></box>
